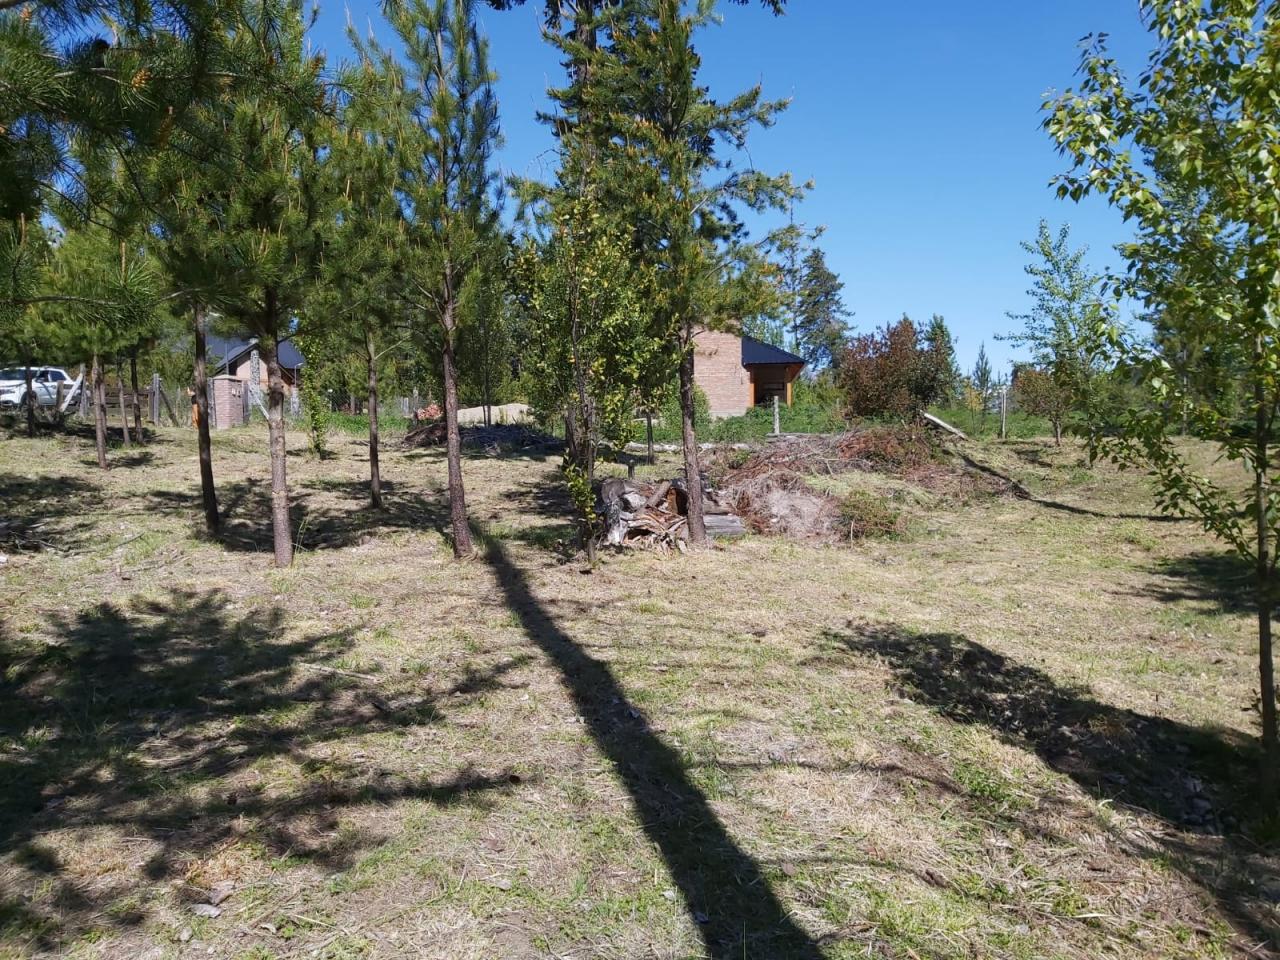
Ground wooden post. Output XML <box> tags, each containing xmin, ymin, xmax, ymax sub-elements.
<box><xmin>772</xmin><ymin>395</ymin><xmax>780</xmax><ymax>436</ymax></box>
<box><xmin>116</xmin><ymin>359</ymin><xmax>132</xmax><ymax>448</ymax></box>
<box><xmin>999</xmin><ymin>387</ymin><xmax>1008</xmax><ymax>441</ymax></box>
<box><xmin>159</xmin><ymin>386</ymin><xmax>181</xmax><ymax>427</ymax></box>
<box><xmin>77</xmin><ymin>363</ymin><xmax>89</xmax><ymax>418</ymax></box>
<box><xmin>53</xmin><ymin>381</ymin><xmax>64</xmax><ymax>423</ymax></box>
<box><xmin>150</xmin><ymin>372</ymin><xmax>160</xmax><ymax>424</ymax></box>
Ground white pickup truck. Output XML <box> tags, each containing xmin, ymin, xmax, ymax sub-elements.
<box><xmin>0</xmin><ymin>366</ymin><xmax>81</xmax><ymax>409</ymax></box>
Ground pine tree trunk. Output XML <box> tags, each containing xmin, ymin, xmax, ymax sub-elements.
<box><xmin>22</xmin><ymin>359</ymin><xmax>35</xmax><ymax>438</ymax></box>
<box><xmin>261</xmin><ymin>309</ymin><xmax>293</xmax><ymax>567</ymax></box>
<box><xmin>481</xmin><ymin>325</ymin><xmax>492</xmax><ymax>428</ymax></box>
<box><xmin>678</xmin><ymin>341</ymin><xmax>706</xmax><ymax>544</ymax></box>
<box><xmin>194</xmin><ymin>304</ymin><xmax>220</xmax><ymax>534</ymax></box>
<box><xmin>129</xmin><ymin>354</ymin><xmax>143</xmax><ymax>443</ymax></box>
<box><xmin>91</xmin><ymin>353</ymin><xmax>108</xmax><ymax>470</ymax></box>
<box><xmin>366</xmin><ymin>327</ymin><xmax>383</xmax><ymax>509</ymax></box>
<box><xmin>1255</xmin><ymin>351</ymin><xmax>1278</xmax><ymax>803</ymax></box>
<box><xmin>116</xmin><ymin>359</ymin><xmax>131</xmax><ymax>448</ymax></box>
<box><xmin>441</xmin><ymin>317</ymin><xmax>473</xmax><ymax>557</ymax></box>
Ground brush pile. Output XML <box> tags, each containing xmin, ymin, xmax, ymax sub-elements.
<box><xmin>402</xmin><ymin>420</ymin><xmax>558</xmax><ymax>454</ymax></box>
<box><xmin>598</xmin><ymin>476</ymin><xmax>746</xmax><ymax>552</ymax></box>
<box><xmin>709</xmin><ymin>427</ymin><xmax>1009</xmax><ymax>541</ymax></box>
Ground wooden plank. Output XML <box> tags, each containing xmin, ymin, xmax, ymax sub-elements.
<box><xmin>61</xmin><ymin>371</ymin><xmax>83</xmax><ymax>414</ymax></box>
<box><xmin>159</xmin><ymin>387</ymin><xmax>181</xmax><ymax>427</ymax></box>
<box><xmin>705</xmin><ymin>514</ymin><xmax>747</xmax><ymax>538</ymax></box>
<box><xmin>922</xmin><ymin>412</ymin><xmax>969</xmax><ymax>441</ymax></box>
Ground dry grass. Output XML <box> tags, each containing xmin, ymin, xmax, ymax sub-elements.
<box><xmin>0</xmin><ymin>420</ymin><xmax>1276</xmax><ymax>959</ymax></box>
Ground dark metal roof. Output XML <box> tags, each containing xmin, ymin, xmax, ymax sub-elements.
<box><xmin>206</xmin><ymin>334</ymin><xmax>305</xmax><ymax>371</ymax></box>
<box><xmin>740</xmin><ymin>334</ymin><xmax>804</xmax><ymax>367</ymax></box>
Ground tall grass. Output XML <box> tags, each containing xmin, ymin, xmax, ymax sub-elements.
<box><xmin>928</xmin><ymin>405</ymin><xmax>1051</xmax><ymax>440</ymax></box>
<box><xmin>324</xmin><ymin>411</ymin><xmax>413</xmax><ymax>439</ymax></box>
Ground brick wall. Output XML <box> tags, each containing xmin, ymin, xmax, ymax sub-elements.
<box><xmin>211</xmin><ymin>376</ymin><xmax>245</xmax><ymax>430</ymax></box>
<box><xmin>230</xmin><ymin>356</ymin><xmax>296</xmax><ymax>394</ymax></box>
<box><xmin>694</xmin><ymin>329</ymin><xmax>749</xmax><ymax>418</ymax></box>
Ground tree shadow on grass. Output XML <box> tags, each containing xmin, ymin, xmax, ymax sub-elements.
<box><xmin>1141</xmin><ymin>549</ymin><xmax>1255</xmax><ymax>616</ymax></box>
<box><xmin>0</xmin><ymin>474</ymin><xmax>105</xmax><ymax>553</ymax></box>
<box><xmin>955</xmin><ymin>450</ymin><xmax>1190</xmax><ymax>522</ymax></box>
<box><xmin>0</xmin><ymin>588</ymin><xmax>518</xmax><ymax>953</ymax></box>
<box><xmin>142</xmin><ymin>476</ymin><xmax>452</xmax><ymax>553</ymax></box>
<box><xmin>822</xmin><ymin>622</ymin><xmax>1278</xmax><ymax>950</ymax></box>
<box><xmin>482</xmin><ymin>536</ymin><xmax>824</xmax><ymax>959</ymax></box>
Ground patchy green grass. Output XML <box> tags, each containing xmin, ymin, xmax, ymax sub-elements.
<box><xmin>0</xmin><ymin>420</ymin><xmax>1274</xmax><ymax>959</ymax></box>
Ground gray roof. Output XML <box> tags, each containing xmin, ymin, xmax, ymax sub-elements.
<box><xmin>206</xmin><ymin>334</ymin><xmax>304</xmax><ymax>371</ymax></box>
<box><xmin>741</xmin><ymin>335</ymin><xmax>804</xmax><ymax>367</ymax></box>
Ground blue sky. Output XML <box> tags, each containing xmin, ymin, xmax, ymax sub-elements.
<box><xmin>310</xmin><ymin>1</ymin><xmax>1153</xmax><ymax>375</ymax></box>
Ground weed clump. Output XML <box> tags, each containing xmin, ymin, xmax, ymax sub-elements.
<box><xmin>839</xmin><ymin>489</ymin><xmax>904</xmax><ymax>540</ymax></box>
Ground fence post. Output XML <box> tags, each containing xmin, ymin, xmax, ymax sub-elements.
<box><xmin>772</xmin><ymin>395</ymin><xmax>780</xmax><ymax>436</ymax></box>
<box><xmin>77</xmin><ymin>363</ymin><xmax>89</xmax><ymax>418</ymax></box>
<box><xmin>150</xmin><ymin>372</ymin><xmax>160</xmax><ymax>424</ymax></box>
<box><xmin>999</xmin><ymin>387</ymin><xmax>1008</xmax><ymax>440</ymax></box>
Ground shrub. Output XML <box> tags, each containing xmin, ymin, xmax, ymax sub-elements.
<box><xmin>838</xmin><ymin>316</ymin><xmax>953</xmax><ymax>420</ymax></box>
<box><xmin>838</xmin><ymin>490</ymin><xmax>903</xmax><ymax>540</ymax></box>
<box><xmin>652</xmin><ymin>381</ymin><xmax>711</xmax><ymax>441</ymax></box>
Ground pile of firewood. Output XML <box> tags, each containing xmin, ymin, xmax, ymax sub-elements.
<box><xmin>598</xmin><ymin>476</ymin><xmax>746</xmax><ymax>552</ymax></box>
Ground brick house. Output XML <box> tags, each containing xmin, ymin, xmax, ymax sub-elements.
<box><xmin>204</xmin><ymin>334</ymin><xmax>304</xmax><ymax>429</ymax></box>
<box><xmin>693</xmin><ymin>329</ymin><xmax>806</xmax><ymax>418</ymax></box>
<box><xmin>207</xmin><ymin>334</ymin><xmax>304</xmax><ymax>395</ymax></box>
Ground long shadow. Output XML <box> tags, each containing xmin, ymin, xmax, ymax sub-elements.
<box><xmin>0</xmin><ymin>588</ymin><xmax>517</xmax><ymax>952</ymax></box>
<box><xmin>825</xmin><ymin>623</ymin><xmax>1276</xmax><ymax>948</ymax></box>
<box><xmin>482</xmin><ymin>537</ymin><xmax>823</xmax><ymax>959</ymax></box>
<box><xmin>142</xmin><ymin>476</ymin><xmax>451</xmax><ymax>552</ymax></box>
<box><xmin>955</xmin><ymin>450</ymin><xmax>1190</xmax><ymax>522</ymax></box>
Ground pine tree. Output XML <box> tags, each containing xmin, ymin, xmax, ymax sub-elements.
<box><xmin>791</xmin><ymin>246</ymin><xmax>850</xmax><ymax>369</ymax></box>
<box><xmin>0</xmin><ymin>220</ymin><xmax>53</xmax><ymax>437</ymax></box>
<box><xmin>312</xmin><ymin>53</ymin><xmax>411</xmax><ymax>507</ymax></box>
<box><xmin>923</xmin><ymin>314</ymin><xmax>960</xmax><ymax>406</ymax></box>
<box><xmin>971</xmin><ymin>342</ymin><xmax>993</xmax><ymax>410</ymax></box>
<box><xmin>455</xmin><ymin>236</ymin><xmax>514</xmax><ymax>424</ymax></box>
<box><xmin>359</xmin><ymin>0</ymin><xmax>501</xmax><ymax>558</ymax></box>
<box><xmin>598</xmin><ymin>0</ymin><xmax>802</xmax><ymax>544</ymax></box>
<box><xmin>41</xmin><ymin>220</ymin><xmax>161</xmax><ymax>468</ymax></box>
<box><xmin>157</xmin><ymin>0</ymin><xmax>332</xmax><ymax>565</ymax></box>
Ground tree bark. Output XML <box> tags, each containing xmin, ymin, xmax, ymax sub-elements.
<box><xmin>22</xmin><ymin>358</ymin><xmax>35</xmax><ymax>438</ymax></box>
<box><xmin>194</xmin><ymin>304</ymin><xmax>220</xmax><ymax>534</ymax></box>
<box><xmin>261</xmin><ymin>308</ymin><xmax>293</xmax><ymax>567</ymax></box>
<box><xmin>116</xmin><ymin>358</ymin><xmax>132</xmax><ymax>448</ymax></box>
<box><xmin>1053</xmin><ymin>418</ymin><xmax>1062</xmax><ymax>447</ymax></box>
<box><xmin>646</xmin><ymin>411</ymin><xmax>655</xmax><ymax>466</ymax></box>
<box><xmin>366</xmin><ymin>326</ymin><xmax>383</xmax><ymax>509</ymax></box>
<box><xmin>441</xmin><ymin>311</ymin><xmax>473</xmax><ymax>557</ymax></box>
<box><xmin>129</xmin><ymin>353</ymin><xmax>143</xmax><ymax>443</ymax></box>
<box><xmin>91</xmin><ymin>353</ymin><xmax>108</xmax><ymax>469</ymax></box>
<box><xmin>678</xmin><ymin>339</ymin><xmax>706</xmax><ymax>544</ymax></box>
<box><xmin>1255</xmin><ymin>344</ymin><xmax>1278</xmax><ymax>802</ymax></box>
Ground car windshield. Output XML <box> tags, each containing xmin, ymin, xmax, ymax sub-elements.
<box><xmin>0</xmin><ymin>369</ymin><xmax>27</xmax><ymax>381</ymax></box>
